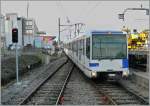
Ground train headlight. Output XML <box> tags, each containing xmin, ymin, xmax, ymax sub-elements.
<box><xmin>123</xmin><ymin>71</ymin><xmax>129</xmax><ymax>77</ymax></box>
<box><xmin>91</xmin><ymin>72</ymin><xmax>97</xmax><ymax>77</ymax></box>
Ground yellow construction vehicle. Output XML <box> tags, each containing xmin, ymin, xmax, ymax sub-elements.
<box><xmin>122</xmin><ymin>27</ymin><xmax>149</xmax><ymax>50</ymax></box>
<box><xmin>128</xmin><ymin>31</ymin><xmax>148</xmax><ymax>50</ymax></box>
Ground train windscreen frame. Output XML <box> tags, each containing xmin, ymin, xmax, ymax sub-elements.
<box><xmin>92</xmin><ymin>34</ymin><xmax>127</xmax><ymax>60</ymax></box>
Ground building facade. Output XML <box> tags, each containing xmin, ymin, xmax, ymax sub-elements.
<box><xmin>22</xmin><ymin>18</ymin><xmax>38</xmax><ymax>46</ymax></box>
<box><xmin>0</xmin><ymin>14</ymin><xmax>5</xmax><ymax>48</ymax></box>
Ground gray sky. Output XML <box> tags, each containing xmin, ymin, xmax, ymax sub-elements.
<box><xmin>1</xmin><ymin>1</ymin><xmax>149</xmax><ymax>41</ymax></box>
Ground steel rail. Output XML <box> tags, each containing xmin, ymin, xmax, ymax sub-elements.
<box><xmin>55</xmin><ymin>65</ymin><xmax>74</xmax><ymax>105</ymax></box>
<box><xmin>94</xmin><ymin>83</ymin><xmax>117</xmax><ymax>105</ymax></box>
<box><xmin>95</xmin><ymin>81</ymin><xmax>149</xmax><ymax>105</ymax></box>
<box><xmin>19</xmin><ymin>59</ymin><xmax>68</xmax><ymax>105</ymax></box>
<box><xmin>118</xmin><ymin>81</ymin><xmax>149</xmax><ymax>105</ymax></box>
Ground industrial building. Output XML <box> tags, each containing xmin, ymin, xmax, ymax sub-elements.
<box><xmin>22</xmin><ymin>18</ymin><xmax>39</xmax><ymax>46</ymax></box>
<box><xmin>34</xmin><ymin>35</ymin><xmax>56</xmax><ymax>48</ymax></box>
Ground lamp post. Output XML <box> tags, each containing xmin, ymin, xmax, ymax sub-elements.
<box><xmin>118</xmin><ymin>7</ymin><xmax>149</xmax><ymax>21</ymax></box>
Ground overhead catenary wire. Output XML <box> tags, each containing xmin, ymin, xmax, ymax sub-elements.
<box><xmin>77</xmin><ymin>1</ymin><xmax>101</xmax><ymax>22</ymax></box>
<box><xmin>56</xmin><ymin>1</ymin><xmax>87</xmax><ymax>41</ymax></box>
<box><xmin>55</xmin><ymin>1</ymin><xmax>70</xmax><ymax>23</ymax></box>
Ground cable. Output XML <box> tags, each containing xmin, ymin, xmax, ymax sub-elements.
<box><xmin>56</xmin><ymin>1</ymin><xmax>71</xmax><ymax>23</ymax></box>
<box><xmin>77</xmin><ymin>1</ymin><xmax>101</xmax><ymax>22</ymax></box>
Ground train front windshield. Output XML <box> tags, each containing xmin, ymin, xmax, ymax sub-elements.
<box><xmin>92</xmin><ymin>34</ymin><xmax>127</xmax><ymax>60</ymax></box>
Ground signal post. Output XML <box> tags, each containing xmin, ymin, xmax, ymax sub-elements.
<box><xmin>12</xmin><ymin>28</ymin><xmax>20</xmax><ymax>85</ymax></box>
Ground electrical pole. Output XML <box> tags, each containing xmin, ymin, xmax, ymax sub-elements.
<box><xmin>74</xmin><ymin>24</ymin><xmax>77</xmax><ymax>37</ymax></box>
<box><xmin>58</xmin><ymin>17</ymin><xmax>85</xmax><ymax>45</ymax></box>
<box><xmin>27</xmin><ymin>1</ymin><xmax>31</xmax><ymax>45</ymax></box>
<box><xmin>58</xmin><ymin>18</ymin><xmax>61</xmax><ymax>46</ymax></box>
<box><xmin>27</xmin><ymin>1</ymin><xmax>29</xmax><ymax>19</ymax></box>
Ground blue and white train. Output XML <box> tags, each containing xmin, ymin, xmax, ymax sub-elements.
<box><xmin>64</xmin><ymin>30</ymin><xmax>129</xmax><ymax>79</ymax></box>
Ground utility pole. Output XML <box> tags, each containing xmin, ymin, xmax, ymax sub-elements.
<box><xmin>58</xmin><ymin>17</ymin><xmax>85</xmax><ymax>46</ymax></box>
<box><xmin>74</xmin><ymin>24</ymin><xmax>77</xmax><ymax>37</ymax></box>
<box><xmin>27</xmin><ymin>1</ymin><xmax>31</xmax><ymax>45</ymax></box>
<box><xmin>27</xmin><ymin>1</ymin><xmax>29</xmax><ymax>18</ymax></box>
<box><xmin>58</xmin><ymin>18</ymin><xmax>61</xmax><ymax>45</ymax></box>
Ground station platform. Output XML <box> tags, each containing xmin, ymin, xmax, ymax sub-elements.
<box><xmin>128</xmin><ymin>49</ymin><xmax>149</xmax><ymax>55</ymax></box>
<box><xmin>129</xmin><ymin>68</ymin><xmax>149</xmax><ymax>89</ymax></box>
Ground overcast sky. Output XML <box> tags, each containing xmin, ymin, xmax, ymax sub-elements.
<box><xmin>1</xmin><ymin>1</ymin><xmax>149</xmax><ymax>41</ymax></box>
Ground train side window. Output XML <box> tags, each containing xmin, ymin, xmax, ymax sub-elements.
<box><xmin>86</xmin><ymin>38</ymin><xmax>90</xmax><ymax>59</ymax></box>
<box><xmin>83</xmin><ymin>39</ymin><xmax>84</xmax><ymax>55</ymax></box>
<box><xmin>72</xmin><ymin>43</ymin><xmax>73</xmax><ymax>50</ymax></box>
<box><xmin>72</xmin><ymin>42</ymin><xmax>75</xmax><ymax>52</ymax></box>
<box><xmin>70</xmin><ymin>43</ymin><xmax>71</xmax><ymax>50</ymax></box>
<box><xmin>77</xmin><ymin>40</ymin><xmax>78</xmax><ymax>56</ymax></box>
<box><xmin>75</xmin><ymin>41</ymin><xmax>77</xmax><ymax>55</ymax></box>
<box><xmin>81</xmin><ymin>39</ymin><xmax>83</xmax><ymax>53</ymax></box>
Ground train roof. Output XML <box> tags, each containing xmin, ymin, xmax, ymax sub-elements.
<box><xmin>66</xmin><ymin>35</ymin><xmax>86</xmax><ymax>43</ymax></box>
<box><xmin>64</xmin><ymin>30</ymin><xmax>126</xmax><ymax>44</ymax></box>
<box><xmin>85</xmin><ymin>30</ymin><xmax>125</xmax><ymax>35</ymax></box>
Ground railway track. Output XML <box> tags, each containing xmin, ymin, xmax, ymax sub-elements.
<box><xmin>19</xmin><ymin>60</ymin><xmax>74</xmax><ymax>105</ymax></box>
<box><xmin>54</xmin><ymin>66</ymin><xmax>149</xmax><ymax>105</ymax></box>
<box><xmin>14</xmin><ymin>58</ymin><xmax>148</xmax><ymax>105</ymax></box>
<box><xmin>60</xmin><ymin>67</ymin><xmax>108</xmax><ymax>105</ymax></box>
<box><xmin>94</xmin><ymin>80</ymin><xmax>149</xmax><ymax>105</ymax></box>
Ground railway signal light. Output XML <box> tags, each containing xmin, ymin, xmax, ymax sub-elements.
<box><xmin>133</xmin><ymin>29</ymin><xmax>137</xmax><ymax>33</ymax></box>
<box><xmin>12</xmin><ymin>28</ymin><xmax>18</xmax><ymax>43</ymax></box>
